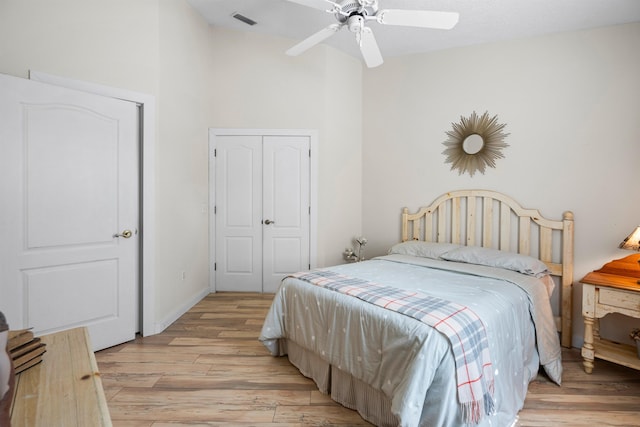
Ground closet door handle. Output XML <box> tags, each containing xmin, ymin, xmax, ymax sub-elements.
<box><xmin>114</xmin><ymin>229</ymin><xmax>133</xmax><ymax>238</ymax></box>
<box><xmin>264</xmin><ymin>219</ymin><xmax>275</xmax><ymax>225</ymax></box>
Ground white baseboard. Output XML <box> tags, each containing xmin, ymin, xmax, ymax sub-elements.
<box><xmin>154</xmin><ymin>288</ymin><xmax>210</xmax><ymax>334</ymax></box>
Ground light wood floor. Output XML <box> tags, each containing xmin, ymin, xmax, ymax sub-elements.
<box><xmin>96</xmin><ymin>292</ymin><xmax>640</xmax><ymax>427</ymax></box>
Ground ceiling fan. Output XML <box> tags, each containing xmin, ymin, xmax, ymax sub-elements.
<box><xmin>285</xmin><ymin>0</ymin><xmax>459</xmax><ymax>68</ymax></box>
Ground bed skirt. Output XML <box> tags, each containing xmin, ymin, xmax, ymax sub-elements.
<box><xmin>285</xmin><ymin>339</ymin><xmax>398</xmax><ymax>427</ymax></box>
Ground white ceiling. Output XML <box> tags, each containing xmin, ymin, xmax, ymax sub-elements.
<box><xmin>187</xmin><ymin>0</ymin><xmax>640</xmax><ymax>63</ymax></box>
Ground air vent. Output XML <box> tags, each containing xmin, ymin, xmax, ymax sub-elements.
<box><xmin>232</xmin><ymin>12</ymin><xmax>257</xmax><ymax>26</ymax></box>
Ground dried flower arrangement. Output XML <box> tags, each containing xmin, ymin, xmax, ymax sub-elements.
<box><xmin>344</xmin><ymin>236</ymin><xmax>368</xmax><ymax>262</ymax></box>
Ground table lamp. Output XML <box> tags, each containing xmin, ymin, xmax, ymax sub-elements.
<box><xmin>619</xmin><ymin>225</ymin><xmax>640</xmax><ymax>284</ymax></box>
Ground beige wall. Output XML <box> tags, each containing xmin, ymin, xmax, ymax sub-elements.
<box><xmin>0</xmin><ymin>0</ymin><xmax>159</xmax><ymax>92</ymax></box>
<box><xmin>204</xmin><ymin>28</ymin><xmax>363</xmax><ymax>268</ymax></box>
<box><xmin>0</xmin><ymin>0</ymin><xmax>363</xmax><ymax>332</ymax></box>
<box><xmin>155</xmin><ymin>0</ymin><xmax>216</xmax><ymax>322</ymax></box>
<box><xmin>362</xmin><ymin>23</ymin><xmax>640</xmax><ymax>346</ymax></box>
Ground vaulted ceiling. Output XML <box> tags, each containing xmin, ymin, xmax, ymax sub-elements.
<box><xmin>188</xmin><ymin>0</ymin><xmax>640</xmax><ymax>65</ymax></box>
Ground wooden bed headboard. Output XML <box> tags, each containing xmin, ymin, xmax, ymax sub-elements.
<box><xmin>401</xmin><ymin>189</ymin><xmax>574</xmax><ymax>348</ymax></box>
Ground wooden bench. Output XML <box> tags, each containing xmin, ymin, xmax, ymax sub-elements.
<box><xmin>10</xmin><ymin>327</ymin><xmax>112</xmax><ymax>426</ymax></box>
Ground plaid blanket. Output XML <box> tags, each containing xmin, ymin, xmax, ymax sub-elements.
<box><xmin>290</xmin><ymin>269</ymin><xmax>495</xmax><ymax>425</ymax></box>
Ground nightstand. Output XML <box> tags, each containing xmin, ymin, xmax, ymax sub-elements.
<box><xmin>581</xmin><ymin>254</ymin><xmax>640</xmax><ymax>374</ymax></box>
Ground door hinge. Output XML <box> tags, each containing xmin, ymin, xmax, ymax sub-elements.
<box><xmin>214</xmin><ymin>148</ymin><xmax>217</xmax><ymax>157</ymax></box>
<box><xmin>214</xmin><ymin>205</ymin><xmax>217</xmax><ymax>214</ymax></box>
<box><xmin>214</xmin><ymin>262</ymin><xmax>217</xmax><ymax>271</ymax></box>
<box><xmin>308</xmin><ymin>264</ymin><xmax>311</xmax><ymax>270</ymax></box>
<box><xmin>309</xmin><ymin>206</ymin><xmax>311</xmax><ymax>214</ymax></box>
<box><xmin>309</xmin><ymin>149</ymin><xmax>311</xmax><ymax>157</ymax></box>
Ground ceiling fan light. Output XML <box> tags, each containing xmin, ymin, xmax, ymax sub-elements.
<box><xmin>347</xmin><ymin>15</ymin><xmax>364</xmax><ymax>32</ymax></box>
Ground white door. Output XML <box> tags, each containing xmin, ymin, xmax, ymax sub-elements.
<box><xmin>262</xmin><ymin>136</ymin><xmax>310</xmax><ymax>292</ymax></box>
<box><xmin>214</xmin><ymin>135</ymin><xmax>263</xmax><ymax>292</ymax></box>
<box><xmin>0</xmin><ymin>73</ymin><xmax>138</xmax><ymax>351</ymax></box>
<box><xmin>214</xmin><ymin>134</ymin><xmax>310</xmax><ymax>293</ymax></box>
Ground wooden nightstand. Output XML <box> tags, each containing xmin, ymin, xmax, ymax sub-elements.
<box><xmin>581</xmin><ymin>254</ymin><xmax>640</xmax><ymax>374</ymax></box>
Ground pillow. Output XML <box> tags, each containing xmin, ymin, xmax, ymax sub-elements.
<box><xmin>440</xmin><ymin>245</ymin><xmax>550</xmax><ymax>277</ymax></box>
<box><xmin>539</xmin><ymin>274</ymin><xmax>556</xmax><ymax>297</ymax></box>
<box><xmin>388</xmin><ymin>241</ymin><xmax>462</xmax><ymax>259</ymax></box>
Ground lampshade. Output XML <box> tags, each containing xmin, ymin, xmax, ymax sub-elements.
<box><xmin>619</xmin><ymin>226</ymin><xmax>640</xmax><ymax>251</ymax></box>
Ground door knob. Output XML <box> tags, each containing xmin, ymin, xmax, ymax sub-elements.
<box><xmin>114</xmin><ymin>229</ymin><xmax>133</xmax><ymax>238</ymax></box>
<box><xmin>264</xmin><ymin>219</ymin><xmax>275</xmax><ymax>225</ymax></box>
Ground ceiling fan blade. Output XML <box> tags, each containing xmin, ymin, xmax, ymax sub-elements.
<box><xmin>285</xmin><ymin>0</ymin><xmax>331</xmax><ymax>12</ymax></box>
<box><xmin>375</xmin><ymin>10</ymin><xmax>459</xmax><ymax>29</ymax></box>
<box><xmin>359</xmin><ymin>28</ymin><xmax>383</xmax><ymax>68</ymax></box>
<box><xmin>286</xmin><ymin>24</ymin><xmax>342</xmax><ymax>56</ymax></box>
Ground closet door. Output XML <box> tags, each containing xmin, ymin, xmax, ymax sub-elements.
<box><xmin>262</xmin><ymin>136</ymin><xmax>310</xmax><ymax>293</ymax></box>
<box><xmin>215</xmin><ymin>136</ymin><xmax>263</xmax><ymax>291</ymax></box>
<box><xmin>214</xmin><ymin>133</ymin><xmax>310</xmax><ymax>292</ymax></box>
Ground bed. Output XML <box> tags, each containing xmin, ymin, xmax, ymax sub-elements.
<box><xmin>259</xmin><ymin>190</ymin><xmax>574</xmax><ymax>427</ymax></box>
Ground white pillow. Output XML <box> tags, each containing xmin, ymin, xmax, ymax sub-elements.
<box><xmin>388</xmin><ymin>241</ymin><xmax>462</xmax><ymax>259</ymax></box>
<box><xmin>440</xmin><ymin>245</ymin><xmax>550</xmax><ymax>277</ymax></box>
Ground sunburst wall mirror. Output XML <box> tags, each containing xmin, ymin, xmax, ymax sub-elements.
<box><xmin>442</xmin><ymin>111</ymin><xmax>509</xmax><ymax>177</ymax></box>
